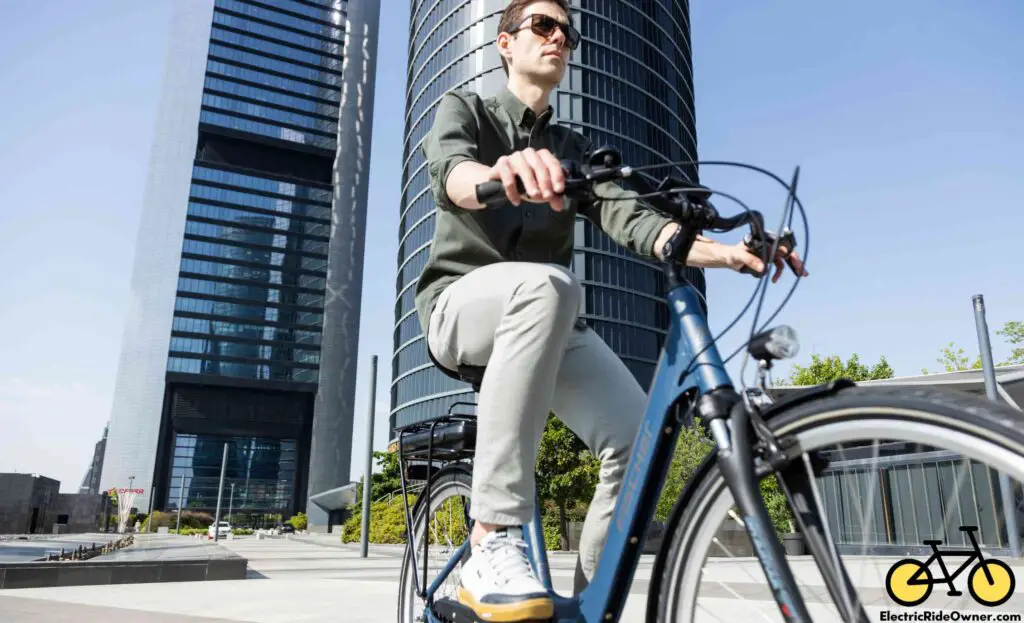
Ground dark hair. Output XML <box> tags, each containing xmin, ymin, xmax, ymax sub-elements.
<box><xmin>497</xmin><ymin>0</ymin><xmax>573</xmax><ymax>76</ymax></box>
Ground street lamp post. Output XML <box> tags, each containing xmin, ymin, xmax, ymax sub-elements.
<box><xmin>213</xmin><ymin>443</ymin><xmax>229</xmax><ymax>542</ymax></box>
<box><xmin>973</xmin><ymin>294</ymin><xmax>1022</xmax><ymax>558</ymax></box>
<box><xmin>176</xmin><ymin>472</ymin><xmax>185</xmax><ymax>534</ymax></box>
<box><xmin>126</xmin><ymin>476</ymin><xmax>135</xmax><ymax>534</ymax></box>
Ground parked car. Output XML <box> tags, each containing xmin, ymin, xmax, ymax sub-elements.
<box><xmin>208</xmin><ymin>521</ymin><xmax>231</xmax><ymax>539</ymax></box>
<box><xmin>279</xmin><ymin>524</ymin><xmax>295</xmax><ymax>534</ymax></box>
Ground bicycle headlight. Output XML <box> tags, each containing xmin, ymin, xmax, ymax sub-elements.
<box><xmin>748</xmin><ymin>325</ymin><xmax>800</xmax><ymax>362</ymax></box>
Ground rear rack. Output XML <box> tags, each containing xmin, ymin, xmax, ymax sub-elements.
<box><xmin>393</xmin><ymin>400</ymin><xmax>478</xmax><ymax>600</ymax></box>
<box><xmin>390</xmin><ymin>401</ymin><xmax>478</xmax><ymax>463</ymax></box>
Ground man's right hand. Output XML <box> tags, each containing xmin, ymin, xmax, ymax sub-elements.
<box><xmin>488</xmin><ymin>147</ymin><xmax>566</xmax><ymax>212</ymax></box>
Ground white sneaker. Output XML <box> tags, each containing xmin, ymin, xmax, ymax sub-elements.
<box><xmin>457</xmin><ymin>527</ymin><xmax>554</xmax><ymax>622</ymax></box>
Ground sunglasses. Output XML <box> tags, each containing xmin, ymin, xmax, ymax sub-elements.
<box><xmin>510</xmin><ymin>14</ymin><xmax>581</xmax><ymax>50</ymax></box>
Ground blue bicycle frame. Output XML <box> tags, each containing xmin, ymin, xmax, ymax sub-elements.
<box><xmin>423</xmin><ymin>277</ymin><xmax>811</xmax><ymax>623</ymax></box>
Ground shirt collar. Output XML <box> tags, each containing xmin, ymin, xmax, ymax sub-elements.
<box><xmin>497</xmin><ymin>87</ymin><xmax>554</xmax><ymax>132</ymax></box>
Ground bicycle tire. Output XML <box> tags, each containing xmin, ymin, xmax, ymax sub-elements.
<box><xmin>397</xmin><ymin>463</ymin><xmax>473</xmax><ymax>623</ymax></box>
<box><xmin>651</xmin><ymin>384</ymin><xmax>1024</xmax><ymax>622</ymax></box>
<box><xmin>884</xmin><ymin>558</ymin><xmax>933</xmax><ymax>607</ymax></box>
<box><xmin>967</xmin><ymin>559</ymin><xmax>1015</xmax><ymax>607</ymax></box>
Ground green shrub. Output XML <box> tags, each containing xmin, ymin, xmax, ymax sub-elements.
<box><xmin>141</xmin><ymin>511</ymin><xmax>215</xmax><ymax>532</ymax></box>
<box><xmin>541</xmin><ymin>507</ymin><xmax>560</xmax><ymax>549</ymax></box>
<box><xmin>170</xmin><ymin>527</ymin><xmax>207</xmax><ymax>536</ymax></box>
<box><xmin>180</xmin><ymin>511</ymin><xmax>214</xmax><ymax>529</ymax></box>
<box><xmin>759</xmin><ymin>475</ymin><xmax>795</xmax><ymax>537</ymax></box>
<box><xmin>342</xmin><ymin>495</ymin><xmax>417</xmax><ymax>544</ymax></box>
<box><xmin>655</xmin><ymin>420</ymin><xmax>714</xmax><ymax>522</ymax></box>
<box><xmin>286</xmin><ymin>512</ymin><xmax>308</xmax><ymax>531</ymax></box>
<box><xmin>650</xmin><ymin>418</ymin><xmax>795</xmax><ymax>538</ymax></box>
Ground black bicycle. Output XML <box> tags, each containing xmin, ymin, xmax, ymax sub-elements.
<box><xmin>393</xmin><ymin>146</ymin><xmax>1024</xmax><ymax>622</ymax></box>
<box><xmin>886</xmin><ymin>526</ymin><xmax>1016</xmax><ymax>608</ymax></box>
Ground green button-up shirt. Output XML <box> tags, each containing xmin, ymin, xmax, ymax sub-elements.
<box><xmin>414</xmin><ymin>87</ymin><xmax>674</xmax><ymax>336</ymax></box>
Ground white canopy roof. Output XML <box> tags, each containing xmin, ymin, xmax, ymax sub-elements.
<box><xmin>769</xmin><ymin>364</ymin><xmax>1024</xmax><ymax>410</ymax></box>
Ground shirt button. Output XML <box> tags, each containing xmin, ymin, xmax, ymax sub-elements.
<box><xmin>524</xmin><ymin>208</ymin><xmax>533</xmax><ymax>217</ymax></box>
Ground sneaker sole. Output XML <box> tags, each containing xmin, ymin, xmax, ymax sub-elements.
<box><xmin>456</xmin><ymin>587</ymin><xmax>554</xmax><ymax>622</ymax></box>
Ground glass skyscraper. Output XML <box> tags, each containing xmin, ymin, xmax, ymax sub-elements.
<box><xmin>102</xmin><ymin>0</ymin><xmax>379</xmax><ymax>529</ymax></box>
<box><xmin>392</xmin><ymin>0</ymin><xmax>703</xmax><ymax>432</ymax></box>
<box><xmin>78</xmin><ymin>424</ymin><xmax>108</xmax><ymax>496</ymax></box>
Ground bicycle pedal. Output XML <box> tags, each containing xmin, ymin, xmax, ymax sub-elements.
<box><xmin>432</xmin><ymin>598</ymin><xmax>554</xmax><ymax>623</ymax></box>
<box><xmin>432</xmin><ymin>598</ymin><xmax>482</xmax><ymax>623</ymax></box>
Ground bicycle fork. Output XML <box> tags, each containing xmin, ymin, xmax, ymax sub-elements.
<box><xmin>701</xmin><ymin>394</ymin><xmax>814</xmax><ymax>623</ymax></box>
<box><xmin>720</xmin><ymin>393</ymin><xmax>872</xmax><ymax>623</ymax></box>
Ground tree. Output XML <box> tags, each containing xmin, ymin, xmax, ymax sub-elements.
<box><xmin>759</xmin><ymin>352</ymin><xmax>893</xmax><ymax>536</ymax></box>
<box><xmin>922</xmin><ymin>321</ymin><xmax>1024</xmax><ymax>374</ymax></box>
<box><xmin>655</xmin><ymin>419</ymin><xmax>714</xmax><ymax>522</ymax></box>
<box><xmin>369</xmin><ymin>451</ymin><xmax>403</xmax><ymax>495</ymax></box>
<box><xmin>535</xmin><ymin>413</ymin><xmax>600</xmax><ymax>550</ymax></box>
<box><xmin>781</xmin><ymin>353</ymin><xmax>895</xmax><ymax>385</ymax></box>
<box><xmin>997</xmin><ymin>321</ymin><xmax>1024</xmax><ymax>366</ymax></box>
<box><xmin>353</xmin><ymin>450</ymin><xmax>405</xmax><ymax>504</ymax></box>
<box><xmin>925</xmin><ymin>342</ymin><xmax>982</xmax><ymax>374</ymax></box>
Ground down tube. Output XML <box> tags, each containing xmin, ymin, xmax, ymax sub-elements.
<box><xmin>577</xmin><ymin>285</ymin><xmax>732</xmax><ymax>622</ymax></box>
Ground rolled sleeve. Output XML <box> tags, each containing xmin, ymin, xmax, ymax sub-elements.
<box><xmin>423</xmin><ymin>92</ymin><xmax>479</xmax><ymax>212</ymax></box>
<box><xmin>581</xmin><ymin>181</ymin><xmax>674</xmax><ymax>258</ymax></box>
<box><xmin>572</xmin><ymin>135</ymin><xmax>674</xmax><ymax>258</ymax></box>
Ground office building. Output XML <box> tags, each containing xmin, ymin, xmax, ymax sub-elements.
<box><xmin>392</xmin><ymin>0</ymin><xmax>703</xmax><ymax>431</ymax></box>
<box><xmin>101</xmin><ymin>0</ymin><xmax>379</xmax><ymax>530</ymax></box>
<box><xmin>78</xmin><ymin>424</ymin><xmax>108</xmax><ymax>495</ymax></box>
<box><xmin>0</xmin><ymin>474</ymin><xmax>60</xmax><ymax>535</ymax></box>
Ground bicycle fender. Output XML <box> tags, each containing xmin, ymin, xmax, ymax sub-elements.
<box><xmin>645</xmin><ymin>379</ymin><xmax>856</xmax><ymax>622</ymax></box>
<box><xmin>761</xmin><ymin>378</ymin><xmax>857</xmax><ymax>421</ymax></box>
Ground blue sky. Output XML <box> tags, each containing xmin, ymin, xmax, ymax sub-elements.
<box><xmin>0</xmin><ymin>1</ymin><xmax>1020</xmax><ymax>491</ymax></box>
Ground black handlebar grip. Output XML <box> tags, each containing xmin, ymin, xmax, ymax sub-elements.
<box><xmin>741</xmin><ymin>235</ymin><xmax>767</xmax><ymax>279</ymax></box>
<box><xmin>475</xmin><ymin>181</ymin><xmax>507</xmax><ymax>208</ymax></box>
<box><xmin>475</xmin><ymin>178</ymin><xmax>527</xmax><ymax>208</ymax></box>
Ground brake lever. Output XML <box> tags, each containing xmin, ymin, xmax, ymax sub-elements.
<box><xmin>741</xmin><ymin>228</ymin><xmax>799</xmax><ymax>278</ymax></box>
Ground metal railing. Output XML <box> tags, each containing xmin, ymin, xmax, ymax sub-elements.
<box><xmin>819</xmin><ymin>449</ymin><xmax>1020</xmax><ymax>554</ymax></box>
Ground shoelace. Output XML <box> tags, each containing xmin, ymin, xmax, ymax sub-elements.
<box><xmin>483</xmin><ymin>535</ymin><xmax>535</xmax><ymax>586</ymax></box>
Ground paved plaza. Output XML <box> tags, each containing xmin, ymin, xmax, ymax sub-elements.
<box><xmin>0</xmin><ymin>535</ymin><xmax>1021</xmax><ymax>621</ymax></box>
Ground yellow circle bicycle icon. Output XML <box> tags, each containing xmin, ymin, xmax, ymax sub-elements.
<box><xmin>885</xmin><ymin>527</ymin><xmax>1016</xmax><ymax>608</ymax></box>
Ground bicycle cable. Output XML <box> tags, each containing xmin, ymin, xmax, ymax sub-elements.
<box><xmin>590</xmin><ymin>181</ymin><xmax>787</xmax><ymax>382</ymax></box>
<box><xmin>583</xmin><ymin>157</ymin><xmax>811</xmax><ymax>394</ymax></box>
<box><xmin>736</xmin><ymin>166</ymin><xmax>807</xmax><ymax>390</ymax></box>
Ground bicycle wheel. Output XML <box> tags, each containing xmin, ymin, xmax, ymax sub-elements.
<box><xmin>884</xmin><ymin>558</ymin><xmax>933</xmax><ymax>607</ymax></box>
<box><xmin>968</xmin><ymin>559</ymin><xmax>1015</xmax><ymax>607</ymax></box>
<box><xmin>654</xmin><ymin>385</ymin><xmax>1024</xmax><ymax>622</ymax></box>
<box><xmin>397</xmin><ymin>464</ymin><xmax>473</xmax><ymax>623</ymax></box>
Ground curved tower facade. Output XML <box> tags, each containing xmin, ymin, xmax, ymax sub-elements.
<box><xmin>392</xmin><ymin>0</ymin><xmax>703</xmax><ymax>431</ymax></box>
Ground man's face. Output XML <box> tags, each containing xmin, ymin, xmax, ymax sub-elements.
<box><xmin>501</xmin><ymin>2</ymin><xmax>574</xmax><ymax>86</ymax></box>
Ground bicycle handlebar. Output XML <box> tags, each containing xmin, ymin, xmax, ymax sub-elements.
<box><xmin>473</xmin><ymin>146</ymin><xmax>801</xmax><ymax>279</ymax></box>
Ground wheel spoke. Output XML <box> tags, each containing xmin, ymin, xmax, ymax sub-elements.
<box><xmin>398</xmin><ymin>469</ymin><xmax>473</xmax><ymax>623</ymax></box>
<box><xmin>656</xmin><ymin>387</ymin><xmax>1024</xmax><ymax>623</ymax></box>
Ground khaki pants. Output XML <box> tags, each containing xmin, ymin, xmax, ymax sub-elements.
<box><xmin>426</xmin><ymin>262</ymin><xmax>646</xmax><ymax>585</ymax></box>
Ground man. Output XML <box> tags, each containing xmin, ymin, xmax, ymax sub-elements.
<box><xmin>416</xmin><ymin>1</ymin><xmax>805</xmax><ymax>620</ymax></box>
